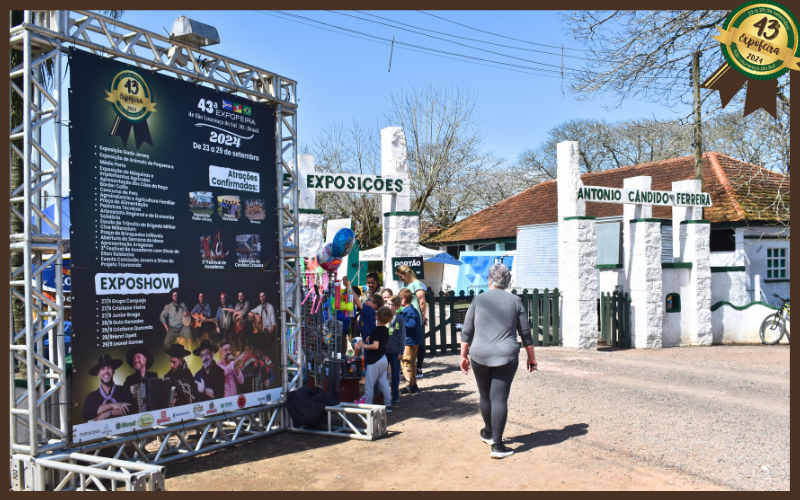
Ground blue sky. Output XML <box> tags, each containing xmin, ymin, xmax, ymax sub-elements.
<box><xmin>54</xmin><ymin>10</ymin><xmax>692</xmax><ymax>195</ymax></box>
<box><xmin>115</xmin><ymin>10</ymin><xmax>686</xmax><ymax>160</ymax></box>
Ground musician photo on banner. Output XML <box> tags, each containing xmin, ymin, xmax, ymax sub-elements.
<box><xmin>75</xmin><ymin>284</ymin><xmax>280</xmax><ymax>432</ymax></box>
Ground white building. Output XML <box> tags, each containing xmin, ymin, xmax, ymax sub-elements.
<box><xmin>429</xmin><ymin>153</ymin><xmax>789</xmax><ymax>345</ymax></box>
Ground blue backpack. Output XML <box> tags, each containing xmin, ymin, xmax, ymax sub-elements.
<box><xmin>399</xmin><ymin>306</ymin><xmax>422</xmax><ymax>346</ymax></box>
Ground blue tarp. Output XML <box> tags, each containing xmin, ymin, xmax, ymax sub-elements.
<box><xmin>456</xmin><ymin>251</ymin><xmax>511</xmax><ymax>293</ymax></box>
<box><xmin>33</xmin><ymin>197</ymin><xmax>71</xmax><ymax>240</ymax></box>
<box><xmin>424</xmin><ymin>252</ymin><xmax>462</xmax><ymax>266</ymax></box>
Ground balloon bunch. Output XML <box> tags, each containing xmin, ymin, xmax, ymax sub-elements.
<box><xmin>315</xmin><ymin>228</ymin><xmax>355</xmax><ymax>274</ymax></box>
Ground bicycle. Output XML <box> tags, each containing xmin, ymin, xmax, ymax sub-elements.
<box><xmin>760</xmin><ymin>294</ymin><xmax>790</xmax><ymax>345</ymax></box>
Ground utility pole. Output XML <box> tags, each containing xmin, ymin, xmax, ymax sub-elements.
<box><xmin>692</xmin><ymin>51</ymin><xmax>703</xmax><ymax>188</ymax></box>
<box><xmin>561</xmin><ymin>44</ymin><xmax>564</xmax><ymax>96</ymax></box>
<box><xmin>388</xmin><ymin>36</ymin><xmax>395</xmax><ymax>72</ymax></box>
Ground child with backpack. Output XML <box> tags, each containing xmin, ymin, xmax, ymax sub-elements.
<box><xmin>397</xmin><ymin>288</ymin><xmax>422</xmax><ymax>394</ymax></box>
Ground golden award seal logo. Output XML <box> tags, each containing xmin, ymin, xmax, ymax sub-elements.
<box><xmin>702</xmin><ymin>0</ymin><xmax>799</xmax><ymax>117</ymax></box>
<box><xmin>104</xmin><ymin>69</ymin><xmax>157</xmax><ymax>149</ymax></box>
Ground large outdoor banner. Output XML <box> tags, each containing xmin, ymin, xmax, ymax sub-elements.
<box><xmin>68</xmin><ymin>49</ymin><xmax>282</xmax><ymax>442</ymax></box>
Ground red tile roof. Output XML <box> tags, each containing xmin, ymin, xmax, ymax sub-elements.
<box><xmin>429</xmin><ymin>152</ymin><xmax>789</xmax><ymax>244</ymax></box>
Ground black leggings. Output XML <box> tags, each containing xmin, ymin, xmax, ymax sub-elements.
<box><xmin>471</xmin><ymin>358</ymin><xmax>518</xmax><ymax>444</ymax></box>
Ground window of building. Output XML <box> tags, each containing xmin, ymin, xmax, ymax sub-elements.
<box><xmin>503</xmin><ymin>242</ymin><xmax>517</xmax><ymax>251</ymax></box>
<box><xmin>710</xmin><ymin>228</ymin><xmax>736</xmax><ymax>252</ymax></box>
<box><xmin>473</xmin><ymin>242</ymin><xmax>496</xmax><ymax>251</ymax></box>
<box><xmin>446</xmin><ymin>245</ymin><xmax>465</xmax><ymax>259</ymax></box>
<box><xmin>661</xmin><ymin>221</ymin><xmax>673</xmax><ymax>263</ymax></box>
<box><xmin>596</xmin><ymin>221</ymin><xmax>622</xmax><ymax>266</ymax></box>
<box><xmin>665</xmin><ymin>293</ymin><xmax>681</xmax><ymax>313</ymax></box>
<box><xmin>767</xmin><ymin>248</ymin><xmax>787</xmax><ymax>279</ymax></box>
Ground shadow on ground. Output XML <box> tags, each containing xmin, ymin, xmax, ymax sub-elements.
<box><xmin>507</xmin><ymin>423</ymin><xmax>589</xmax><ymax>453</ymax></box>
<box><xmin>166</xmin><ymin>358</ymin><xmax>477</xmax><ymax>479</ymax></box>
<box><xmin>596</xmin><ymin>346</ymin><xmax>627</xmax><ymax>352</ymax></box>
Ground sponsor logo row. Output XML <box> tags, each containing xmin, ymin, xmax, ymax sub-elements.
<box><xmin>73</xmin><ymin>391</ymin><xmax>277</xmax><ymax>442</ymax></box>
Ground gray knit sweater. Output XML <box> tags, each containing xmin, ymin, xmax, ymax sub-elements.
<box><xmin>461</xmin><ymin>289</ymin><xmax>534</xmax><ymax>367</ymax></box>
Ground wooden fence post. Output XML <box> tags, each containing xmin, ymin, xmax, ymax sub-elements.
<box><xmin>611</xmin><ymin>290</ymin><xmax>619</xmax><ymax>347</ymax></box>
<box><xmin>599</xmin><ymin>292</ymin><xmax>606</xmax><ymax>344</ymax></box>
<box><xmin>552</xmin><ymin>287</ymin><xmax>560</xmax><ymax>345</ymax></box>
<box><xmin>532</xmin><ymin>288</ymin><xmax>541</xmax><ymax>346</ymax></box>
<box><xmin>520</xmin><ymin>289</ymin><xmax>529</xmax><ymax>348</ymax></box>
<box><xmin>427</xmin><ymin>289</ymin><xmax>437</xmax><ymax>355</ymax></box>
<box><xmin>624</xmin><ymin>293</ymin><xmax>632</xmax><ymax>348</ymax></box>
<box><xmin>438</xmin><ymin>290</ymin><xmax>448</xmax><ymax>354</ymax></box>
<box><xmin>543</xmin><ymin>288</ymin><xmax>551</xmax><ymax>346</ymax></box>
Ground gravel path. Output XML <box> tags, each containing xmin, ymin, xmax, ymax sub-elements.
<box><xmin>165</xmin><ymin>344</ymin><xmax>789</xmax><ymax>491</ymax></box>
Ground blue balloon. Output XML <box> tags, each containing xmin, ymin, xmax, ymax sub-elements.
<box><xmin>331</xmin><ymin>228</ymin><xmax>356</xmax><ymax>257</ymax></box>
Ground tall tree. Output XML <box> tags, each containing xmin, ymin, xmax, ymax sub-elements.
<box><xmin>562</xmin><ymin>10</ymin><xmax>731</xmax><ymax>182</ymax></box>
<box><xmin>514</xmin><ymin>114</ymin><xmax>788</xmax><ymax>178</ymax></box>
<box><xmin>301</xmin><ymin>120</ymin><xmax>384</xmax><ymax>250</ymax></box>
<box><xmin>385</xmin><ymin>82</ymin><xmax>500</xmax><ymax>235</ymax></box>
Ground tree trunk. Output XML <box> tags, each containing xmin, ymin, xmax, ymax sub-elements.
<box><xmin>692</xmin><ymin>51</ymin><xmax>704</xmax><ymax>188</ymax></box>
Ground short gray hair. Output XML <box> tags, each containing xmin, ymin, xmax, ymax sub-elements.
<box><xmin>488</xmin><ymin>263</ymin><xmax>511</xmax><ymax>289</ymax></box>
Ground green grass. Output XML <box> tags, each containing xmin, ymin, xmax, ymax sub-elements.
<box><xmin>191</xmin><ymin>207</ymin><xmax>214</xmax><ymax>215</ymax></box>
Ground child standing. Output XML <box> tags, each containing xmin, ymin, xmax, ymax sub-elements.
<box><xmin>385</xmin><ymin>296</ymin><xmax>406</xmax><ymax>404</ymax></box>
<box><xmin>356</xmin><ymin>306</ymin><xmax>393</xmax><ymax>411</ymax></box>
<box><xmin>352</xmin><ymin>290</ymin><xmax>383</xmax><ymax>341</ymax></box>
<box><xmin>398</xmin><ymin>289</ymin><xmax>422</xmax><ymax>394</ymax></box>
<box><xmin>351</xmin><ymin>291</ymin><xmax>383</xmax><ymax>382</ymax></box>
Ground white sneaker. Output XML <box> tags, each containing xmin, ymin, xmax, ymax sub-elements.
<box><xmin>490</xmin><ymin>444</ymin><xmax>514</xmax><ymax>459</ymax></box>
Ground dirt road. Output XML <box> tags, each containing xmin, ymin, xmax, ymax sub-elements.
<box><xmin>165</xmin><ymin>345</ymin><xmax>790</xmax><ymax>490</ymax></box>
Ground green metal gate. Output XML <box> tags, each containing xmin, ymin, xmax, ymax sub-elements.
<box><xmin>423</xmin><ymin>288</ymin><xmax>561</xmax><ymax>355</ymax></box>
<box><xmin>599</xmin><ymin>290</ymin><xmax>631</xmax><ymax>348</ymax></box>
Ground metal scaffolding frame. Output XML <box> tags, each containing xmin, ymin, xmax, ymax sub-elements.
<box><xmin>14</xmin><ymin>452</ymin><xmax>166</xmax><ymax>491</ymax></box>
<box><xmin>9</xmin><ymin>10</ymin><xmax>301</xmax><ymax>490</ymax></box>
<box><xmin>289</xmin><ymin>403</ymin><xmax>388</xmax><ymax>441</ymax></box>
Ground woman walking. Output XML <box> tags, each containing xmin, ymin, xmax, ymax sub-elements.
<box><xmin>395</xmin><ymin>265</ymin><xmax>428</xmax><ymax>378</ymax></box>
<box><xmin>460</xmin><ymin>263</ymin><xmax>537</xmax><ymax>458</ymax></box>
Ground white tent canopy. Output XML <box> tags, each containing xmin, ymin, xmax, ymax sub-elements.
<box><xmin>359</xmin><ymin>245</ymin><xmax>440</xmax><ymax>262</ymax></box>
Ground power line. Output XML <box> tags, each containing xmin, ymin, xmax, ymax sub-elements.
<box><xmin>255</xmin><ymin>11</ymin><xmax>569</xmax><ymax>79</ymax></box>
<box><xmin>326</xmin><ymin>10</ymin><xmax>589</xmax><ymax>72</ymax></box>
<box><xmin>413</xmin><ymin>11</ymin><xmax>708</xmax><ymax>83</ymax></box>
<box><xmin>263</xmin><ymin>11</ymin><xmax>581</xmax><ymax>78</ymax></box>
<box><xmin>254</xmin><ymin>10</ymin><xmax>391</xmax><ymax>49</ymax></box>
<box><xmin>342</xmin><ymin>10</ymin><xmax>594</xmax><ymax>61</ymax></box>
<box><xmin>266</xmin><ymin>11</ymin><xmax>681</xmax><ymax>84</ymax></box>
<box><xmin>416</xmin><ymin>10</ymin><xmax>590</xmax><ymax>53</ymax></box>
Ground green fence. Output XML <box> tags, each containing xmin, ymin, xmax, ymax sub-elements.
<box><xmin>423</xmin><ymin>288</ymin><xmax>561</xmax><ymax>355</ymax></box>
<box><xmin>599</xmin><ymin>290</ymin><xmax>631</xmax><ymax>348</ymax></box>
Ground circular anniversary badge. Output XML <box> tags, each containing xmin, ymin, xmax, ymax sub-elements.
<box><xmin>103</xmin><ymin>69</ymin><xmax>157</xmax><ymax>148</ymax></box>
<box><xmin>105</xmin><ymin>69</ymin><xmax>157</xmax><ymax>122</ymax></box>
<box><xmin>715</xmin><ymin>0</ymin><xmax>800</xmax><ymax>80</ymax></box>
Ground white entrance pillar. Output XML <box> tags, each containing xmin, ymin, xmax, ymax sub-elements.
<box><xmin>381</xmin><ymin>127</ymin><xmax>411</xmax><ymax>214</ymax></box>
<box><xmin>623</xmin><ymin>176</ymin><xmax>663</xmax><ymax>348</ymax></box>
<box><xmin>557</xmin><ymin>141</ymin><xmax>598</xmax><ymax>350</ymax></box>
<box><xmin>297</xmin><ymin>154</ymin><xmax>323</xmax><ymax>258</ymax></box>
<box><xmin>381</xmin><ymin>127</ymin><xmax>417</xmax><ymax>290</ymax></box>
<box><xmin>671</xmin><ymin>180</ymin><xmax>703</xmax><ymax>260</ymax></box>
<box><xmin>672</xmin><ymin>180</ymin><xmax>712</xmax><ymax>345</ymax></box>
<box><xmin>679</xmin><ymin>221</ymin><xmax>713</xmax><ymax>345</ymax></box>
